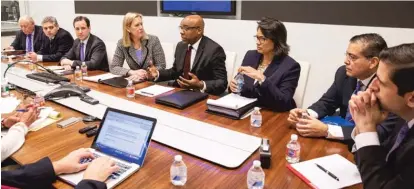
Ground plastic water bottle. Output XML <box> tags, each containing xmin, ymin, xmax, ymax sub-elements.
<box><xmin>33</xmin><ymin>92</ymin><xmax>45</xmax><ymax>107</ymax></box>
<box><xmin>1</xmin><ymin>78</ymin><xmax>10</xmax><ymax>97</ymax></box>
<box><xmin>247</xmin><ymin>160</ymin><xmax>265</xmax><ymax>189</ymax></box>
<box><xmin>250</xmin><ymin>107</ymin><xmax>262</xmax><ymax>127</ymax></box>
<box><xmin>74</xmin><ymin>66</ymin><xmax>82</xmax><ymax>81</ymax></box>
<box><xmin>296</xmin><ymin>111</ymin><xmax>309</xmax><ymax>127</ymax></box>
<box><xmin>286</xmin><ymin>134</ymin><xmax>301</xmax><ymax>164</ymax></box>
<box><xmin>233</xmin><ymin>73</ymin><xmax>244</xmax><ymax>94</ymax></box>
<box><xmin>81</xmin><ymin>62</ymin><xmax>88</xmax><ymax>76</ymax></box>
<box><xmin>126</xmin><ymin>80</ymin><xmax>135</xmax><ymax>98</ymax></box>
<box><xmin>170</xmin><ymin>155</ymin><xmax>187</xmax><ymax>186</ymax></box>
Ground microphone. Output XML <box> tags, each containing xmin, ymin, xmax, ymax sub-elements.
<box><xmin>3</xmin><ymin>60</ymin><xmax>58</xmax><ymax>78</ymax></box>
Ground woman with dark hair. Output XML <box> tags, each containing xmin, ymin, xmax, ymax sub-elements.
<box><xmin>229</xmin><ymin>17</ymin><xmax>301</xmax><ymax>112</ymax></box>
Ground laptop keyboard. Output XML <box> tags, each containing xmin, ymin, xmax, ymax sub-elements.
<box><xmin>79</xmin><ymin>153</ymin><xmax>133</xmax><ymax>179</ymax></box>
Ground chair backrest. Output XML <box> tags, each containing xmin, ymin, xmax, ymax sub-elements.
<box><xmin>161</xmin><ymin>42</ymin><xmax>176</xmax><ymax>69</ymax></box>
<box><xmin>224</xmin><ymin>51</ymin><xmax>237</xmax><ymax>84</ymax></box>
<box><xmin>293</xmin><ymin>60</ymin><xmax>311</xmax><ymax>108</ymax></box>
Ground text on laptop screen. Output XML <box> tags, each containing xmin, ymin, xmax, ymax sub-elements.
<box><xmin>94</xmin><ymin>111</ymin><xmax>154</xmax><ymax>165</ymax></box>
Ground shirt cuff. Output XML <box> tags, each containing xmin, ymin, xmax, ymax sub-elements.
<box><xmin>154</xmin><ymin>70</ymin><xmax>160</xmax><ymax>81</ymax></box>
<box><xmin>307</xmin><ymin>109</ymin><xmax>319</xmax><ymax>119</ymax></box>
<box><xmin>200</xmin><ymin>81</ymin><xmax>207</xmax><ymax>93</ymax></box>
<box><xmin>37</xmin><ymin>55</ymin><xmax>43</xmax><ymax>62</ymax></box>
<box><xmin>11</xmin><ymin>122</ymin><xmax>29</xmax><ymax>135</ymax></box>
<box><xmin>258</xmin><ymin>76</ymin><xmax>266</xmax><ymax>85</ymax></box>
<box><xmin>326</xmin><ymin>124</ymin><xmax>344</xmax><ymax>139</ymax></box>
<box><xmin>354</xmin><ymin>132</ymin><xmax>380</xmax><ymax>150</ymax></box>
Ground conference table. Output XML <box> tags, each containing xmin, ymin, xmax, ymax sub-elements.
<box><xmin>3</xmin><ymin>61</ymin><xmax>362</xmax><ymax>189</ymax></box>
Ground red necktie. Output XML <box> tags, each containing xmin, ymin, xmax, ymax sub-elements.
<box><xmin>183</xmin><ymin>46</ymin><xmax>192</xmax><ymax>79</ymax></box>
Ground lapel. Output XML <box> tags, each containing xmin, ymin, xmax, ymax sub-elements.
<box><xmin>191</xmin><ymin>36</ymin><xmax>205</xmax><ymax>72</ymax></box>
<box><xmin>22</xmin><ymin>33</ymin><xmax>27</xmax><ymax>50</ymax></box>
<box><xmin>85</xmin><ymin>35</ymin><xmax>93</xmax><ymax>59</ymax></box>
<box><xmin>128</xmin><ymin>46</ymin><xmax>140</xmax><ymax>69</ymax></box>
<box><xmin>140</xmin><ymin>39</ymin><xmax>149</xmax><ymax>67</ymax></box>
<box><xmin>389</xmin><ymin>123</ymin><xmax>414</xmax><ymax>162</ymax></box>
<box><xmin>343</xmin><ymin>76</ymin><xmax>357</xmax><ymax>106</ymax></box>
<box><xmin>263</xmin><ymin>55</ymin><xmax>282</xmax><ymax>77</ymax></box>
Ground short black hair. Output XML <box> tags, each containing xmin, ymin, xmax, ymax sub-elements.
<box><xmin>73</xmin><ymin>16</ymin><xmax>90</xmax><ymax>28</ymax></box>
<box><xmin>257</xmin><ymin>17</ymin><xmax>290</xmax><ymax>57</ymax></box>
<box><xmin>379</xmin><ymin>43</ymin><xmax>414</xmax><ymax>96</ymax></box>
<box><xmin>350</xmin><ymin>33</ymin><xmax>387</xmax><ymax>58</ymax></box>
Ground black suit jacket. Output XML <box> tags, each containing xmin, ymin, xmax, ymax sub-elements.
<box><xmin>308</xmin><ymin>65</ymin><xmax>399</xmax><ymax>141</ymax></box>
<box><xmin>1</xmin><ymin>157</ymin><xmax>106</xmax><ymax>189</ymax></box>
<box><xmin>356</xmin><ymin>121</ymin><xmax>414</xmax><ymax>189</ymax></box>
<box><xmin>37</xmin><ymin>28</ymin><xmax>74</xmax><ymax>62</ymax></box>
<box><xmin>158</xmin><ymin>36</ymin><xmax>227</xmax><ymax>95</ymax></box>
<box><xmin>61</xmin><ymin>34</ymin><xmax>109</xmax><ymax>71</ymax></box>
<box><xmin>10</xmin><ymin>25</ymin><xmax>43</xmax><ymax>52</ymax></box>
<box><xmin>239</xmin><ymin>50</ymin><xmax>300</xmax><ymax>112</ymax></box>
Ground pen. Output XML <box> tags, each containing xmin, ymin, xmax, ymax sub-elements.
<box><xmin>315</xmin><ymin>163</ymin><xmax>339</xmax><ymax>181</ymax></box>
<box><xmin>140</xmin><ymin>91</ymin><xmax>154</xmax><ymax>96</ymax></box>
<box><xmin>16</xmin><ymin>109</ymin><xmax>28</xmax><ymax>112</ymax></box>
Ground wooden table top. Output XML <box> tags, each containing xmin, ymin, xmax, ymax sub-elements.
<box><xmin>3</xmin><ymin>61</ymin><xmax>361</xmax><ymax>189</ymax></box>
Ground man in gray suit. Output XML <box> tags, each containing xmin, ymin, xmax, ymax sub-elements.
<box><xmin>61</xmin><ymin>16</ymin><xmax>109</xmax><ymax>71</ymax></box>
<box><xmin>147</xmin><ymin>15</ymin><xmax>227</xmax><ymax>95</ymax></box>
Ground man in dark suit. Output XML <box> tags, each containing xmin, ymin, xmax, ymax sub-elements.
<box><xmin>27</xmin><ymin>16</ymin><xmax>74</xmax><ymax>62</ymax></box>
<box><xmin>288</xmin><ymin>34</ymin><xmax>399</xmax><ymax>142</ymax></box>
<box><xmin>147</xmin><ymin>15</ymin><xmax>227</xmax><ymax>95</ymax></box>
<box><xmin>7</xmin><ymin>16</ymin><xmax>43</xmax><ymax>52</ymax></box>
<box><xmin>1</xmin><ymin>148</ymin><xmax>118</xmax><ymax>189</ymax></box>
<box><xmin>60</xmin><ymin>16</ymin><xmax>109</xmax><ymax>71</ymax></box>
<box><xmin>349</xmin><ymin>43</ymin><xmax>414</xmax><ymax>189</ymax></box>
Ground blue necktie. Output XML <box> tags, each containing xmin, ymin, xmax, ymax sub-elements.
<box><xmin>345</xmin><ymin>81</ymin><xmax>364</xmax><ymax>122</ymax></box>
<box><xmin>80</xmin><ymin>42</ymin><xmax>85</xmax><ymax>61</ymax></box>
<box><xmin>386</xmin><ymin>123</ymin><xmax>409</xmax><ymax>161</ymax></box>
<box><xmin>27</xmin><ymin>34</ymin><xmax>32</xmax><ymax>52</ymax></box>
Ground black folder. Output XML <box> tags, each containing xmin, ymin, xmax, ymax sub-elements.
<box><xmin>98</xmin><ymin>77</ymin><xmax>143</xmax><ymax>88</ymax></box>
<box><xmin>206</xmin><ymin>101</ymin><xmax>256</xmax><ymax>120</ymax></box>
<box><xmin>155</xmin><ymin>90</ymin><xmax>208</xmax><ymax>109</ymax></box>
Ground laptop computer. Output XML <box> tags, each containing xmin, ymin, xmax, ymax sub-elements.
<box><xmin>59</xmin><ymin>107</ymin><xmax>157</xmax><ymax>189</ymax></box>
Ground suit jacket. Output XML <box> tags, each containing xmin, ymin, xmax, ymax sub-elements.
<box><xmin>158</xmin><ymin>36</ymin><xmax>227</xmax><ymax>95</ymax></box>
<box><xmin>110</xmin><ymin>34</ymin><xmax>166</xmax><ymax>76</ymax></box>
<box><xmin>308</xmin><ymin>65</ymin><xmax>399</xmax><ymax>141</ymax></box>
<box><xmin>37</xmin><ymin>28</ymin><xmax>74</xmax><ymax>62</ymax></box>
<box><xmin>1</xmin><ymin>157</ymin><xmax>106</xmax><ymax>189</ymax></box>
<box><xmin>356</xmin><ymin>121</ymin><xmax>414</xmax><ymax>189</ymax></box>
<box><xmin>10</xmin><ymin>25</ymin><xmax>43</xmax><ymax>52</ymax></box>
<box><xmin>239</xmin><ymin>50</ymin><xmax>300</xmax><ymax>112</ymax></box>
<box><xmin>61</xmin><ymin>34</ymin><xmax>109</xmax><ymax>71</ymax></box>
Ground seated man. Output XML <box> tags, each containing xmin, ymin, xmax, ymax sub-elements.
<box><xmin>7</xmin><ymin>16</ymin><xmax>43</xmax><ymax>53</ymax></box>
<box><xmin>1</xmin><ymin>104</ymin><xmax>39</xmax><ymax>162</ymax></box>
<box><xmin>1</xmin><ymin>148</ymin><xmax>118</xmax><ymax>189</ymax></box>
<box><xmin>147</xmin><ymin>15</ymin><xmax>227</xmax><ymax>95</ymax></box>
<box><xmin>349</xmin><ymin>43</ymin><xmax>414</xmax><ymax>188</ymax></box>
<box><xmin>288</xmin><ymin>33</ymin><xmax>400</xmax><ymax>141</ymax></box>
<box><xmin>60</xmin><ymin>16</ymin><xmax>109</xmax><ymax>71</ymax></box>
<box><xmin>27</xmin><ymin>16</ymin><xmax>74</xmax><ymax>62</ymax></box>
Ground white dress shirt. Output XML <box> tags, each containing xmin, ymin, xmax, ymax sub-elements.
<box><xmin>307</xmin><ymin>73</ymin><xmax>376</xmax><ymax>139</ymax></box>
<box><xmin>1</xmin><ymin>122</ymin><xmax>28</xmax><ymax>162</ymax></box>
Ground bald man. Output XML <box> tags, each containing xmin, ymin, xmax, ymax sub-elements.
<box><xmin>147</xmin><ymin>15</ymin><xmax>227</xmax><ymax>95</ymax></box>
<box><xmin>8</xmin><ymin>16</ymin><xmax>44</xmax><ymax>53</ymax></box>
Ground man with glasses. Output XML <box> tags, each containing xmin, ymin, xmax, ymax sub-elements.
<box><xmin>288</xmin><ymin>33</ymin><xmax>401</xmax><ymax>145</ymax></box>
<box><xmin>7</xmin><ymin>16</ymin><xmax>43</xmax><ymax>53</ymax></box>
<box><xmin>27</xmin><ymin>16</ymin><xmax>73</xmax><ymax>62</ymax></box>
<box><xmin>147</xmin><ymin>15</ymin><xmax>227</xmax><ymax>95</ymax></box>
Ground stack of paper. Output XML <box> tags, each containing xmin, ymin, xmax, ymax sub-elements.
<box><xmin>83</xmin><ymin>73</ymin><xmax>120</xmax><ymax>83</ymax></box>
<box><xmin>206</xmin><ymin>93</ymin><xmax>257</xmax><ymax>119</ymax></box>
<box><xmin>287</xmin><ymin>154</ymin><xmax>362</xmax><ymax>189</ymax></box>
<box><xmin>29</xmin><ymin>107</ymin><xmax>62</xmax><ymax>131</ymax></box>
<box><xmin>135</xmin><ymin>85</ymin><xmax>175</xmax><ymax>97</ymax></box>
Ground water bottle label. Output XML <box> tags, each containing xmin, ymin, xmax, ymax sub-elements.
<box><xmin>252</xmin><ymin>181</ymin><xmax>263</xmax><ymax>187</ymax></box>
<box><xmin>287</xmin><ymin>148</ymin><xmax>297</xmax><ymax>158</ymax></box>
<box><xmin>172</xmin><ymin>175</ymin><xmax>181</xmax><ymax>181</ymax></box>
<box><xmin>127</xmin><ymin>88</ymin><xmax>135</xmax><ymax>95</ymax></box>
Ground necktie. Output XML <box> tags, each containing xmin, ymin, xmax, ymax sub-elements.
<box><xmin>183</xmin><ymin>45</ymin><xmax>192</xmax><ymax>79</ymax></box>
<box><xmin>345</xmin><ymin>81</ymin><xmax>364</xmax><ymax>122</ymax></box>
<box><xmin>386</xmin><ymin>123</ymin><xmax>409</xmax><ymax>161</ymax></box>
<box><xmin>27</xmin><ymin>34</ymin><xmax>32</xmax><ymax>52</ymax></box>
<box><xmin>80</xmin><ymin>42</ymin><xmax>85</xmax><ymax>61</ymax></box>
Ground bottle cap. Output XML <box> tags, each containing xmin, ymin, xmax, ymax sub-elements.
<box><xmin>291</xmin><ymin>134</ymin><xmax>298</xmax><ymax>141</ymax></box>
<box><xmin>76</xmin><ymin>66</ymin><xmax>80</xmax><ymax>69</ymax></box>
<box><xmin>254</xmin><ymin>107</ymin><xmax>260</xmax><ymax>111</ymax></box>
<box><xmin>128</xmin><ymin>79</ymin><xmax>133</xmax><ymax>84</ymax></box>
<box><xmin>174</xmin><ymin>155</ymin><xmax>182</xmax><ymax>161</ymax></box>
<box><xmin>82</xmin><ymin>61</ymin><xmax>86</xmax><ymax>65</ymax></box>
<box><xmin>253</xmin><ymin>160</ymin><xmax>261</xmax><ymax>167</ymax></box>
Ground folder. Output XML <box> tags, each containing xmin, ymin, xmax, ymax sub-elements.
<box><xmin>155</xmin><ymin>90</ymin><xmax>208</xmax><ymax>109</ymax></box>
<box><xmin>206</xmin><ymin>93</ymin><xmax>257</xmax><ymax>119</ymax></box>
<box><xmin>321</xmin><ymin>116</ymin><xmax>355</xmax><ymax>127</ymax></box>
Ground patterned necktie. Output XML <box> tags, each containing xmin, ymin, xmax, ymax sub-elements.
<box><xmin>386</xmin><ymin>123</ymin><xmax>409</xmax><ymax>161</ymax></box>
<box><xmin>183</xmin><ymin>45</ymin><xmax>193</xmax><ymax>79</ymax></box>
<box><xmin>80</xmin><ymin>42</ymin><xmax>85</xmax><ymax>61</ymax></box>
<box><xmin>27</xmin><ymin>34</ymin><xmax>32</xmax><ymax>52</ymax></box>
<box><xmin>345</xmin><ymin>81</ymin><xmax>364</xmax><ymax>122</ymax></box>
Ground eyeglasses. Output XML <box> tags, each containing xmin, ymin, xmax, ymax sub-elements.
<box><xmin>178</xmin><ymin>26</ymin><xmax>199</xmax><ymax>32</ymax></box>
<box><xmin>254</xmin><ymin>35</ymin><xmax>267</xmax><ymax>44</ymax></box>
<box><xmin>345</xmin><ymin>52</ymin><xmax>371</xmax><ymax>62</ymax></box>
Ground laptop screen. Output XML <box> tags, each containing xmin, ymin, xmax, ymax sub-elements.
<box><xmin>92</xmin><ymin>109</ymin><xmax>156</xmax><ymax>166</ymax></box>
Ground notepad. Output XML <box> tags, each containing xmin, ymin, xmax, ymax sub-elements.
<box><xmin>287</xmin><ymin>154</ymin><xmax>362</xmax><ymax>189</ymax></box>
<box><xmin>206</xmin><ymin>93</ymin><xmax>257</xmax><ymax>110</ymax></box>
<box><xmin>135</xmin><ymin>85</ymin><xmax>174</xmax><ymax>97</ymax></box>
<box><xmin>83</xmin><ymin>73</ymin><xmax>120</xmax><ymax>83</ymax></box>
<box><xmin>0</xmin><ymin>96</ymin><xmax>21</xmax><ymax>114</ymax></box>
<box><xmin>40</xmin><ymin>66</ymin><xmax>64</xmax><ymax>71</ymax></box>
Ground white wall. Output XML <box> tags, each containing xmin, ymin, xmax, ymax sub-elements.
<box><xmin>25</xmin><ymin>0</ymin><xmax>414</xmax><ymax>108</ymax></box>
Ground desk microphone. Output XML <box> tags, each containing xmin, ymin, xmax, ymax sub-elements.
<box><xmin>259</xmin><ymin>138</ymin><xmax>271</xmax><ymax>169</ymax></box>
<box><xmin>3</xmin><ymin>60</ymin><xmax>58</xmax><ymax>78</ymax></box>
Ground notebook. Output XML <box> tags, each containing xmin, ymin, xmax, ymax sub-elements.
<box><xmin>155</xmin><ymin>90</ymin><xmax>208</xmax><ymax>109</ymax></box>
<box><xmin>287</xmin><ymin>154</ymin><xmax>362</xmax><ymax>189</ymax></box>
<box><xmin>206</xmin><ymin>93</ymin><xmax>257</xmax><ymax>119</ymax></box>
<box><xmin>59</xmin><ymin>107</ymin><xmax>157</xmax><ymax>189</ymax></box>
<box><xmin>135</xmin><ymin>84</ymin><xmax>174</xmax><ymax>97</ymax></box>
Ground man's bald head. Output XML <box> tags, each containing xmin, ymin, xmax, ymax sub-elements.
<box><xmin>18</xmin><ymin>15</ymin><xmax>35</xmax><ymax>35</ymax></box>
<box><xmin>184</xmin><ymin>15</ymin><xmax>205</xmax><ymax>30</ymax></box>
<box><xmin>179</xmin><ymin>15</ymin><xmax>205</xmax><ymax>44</ymax></box>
